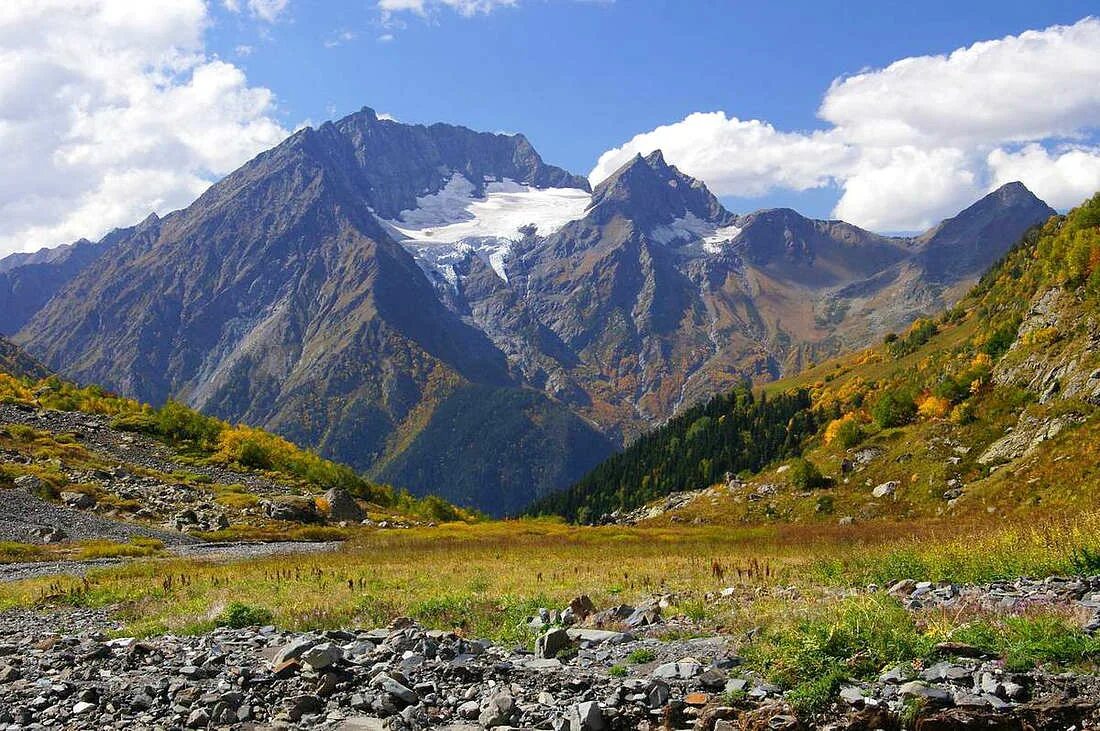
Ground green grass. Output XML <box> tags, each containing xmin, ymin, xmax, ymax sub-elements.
<box><xmin>72</xmin><ymin>538</ymin><xmax>165</xmax><ymax>560</ymax></box>
<box><xmin>743</xmin><ymin>594</ymin><xmax>934</xmax><ymax>715</ymax></box>
<box><xmin>216</xmin><ymin>601</ymin><xmax>274</xmax><ymax>628</ymax></box>
<box><xmin>0</xmin><ymin>541</ymin><xmax>46</xmax><ymax>563</ymax></box>
<box><xmin>627</xmin><ymin>648</ymin><xmax>657</xmax><ymax>664</ymax></box>
<box><xmin>950</xmin><ymin>615</ymin><xmax>1100</xmax><ymax>672</ymax></box>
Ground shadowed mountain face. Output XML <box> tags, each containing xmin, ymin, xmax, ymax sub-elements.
<box><xmin>0</xmin><ymin>224</ymin><xmax>148</xmax><ymax>335</ymax></box>
<box><xmin>9</xmin><ymin>109</ymin><xmax>1055</xmax><ymax>514</ymax></box>
<box><xmin>0</xmin><ymin>336</ymin><xmax>48</xmax><ymax>380</ymax></box>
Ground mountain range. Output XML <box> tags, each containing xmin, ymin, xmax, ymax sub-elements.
<box><xmin>2</xmin><ymin>107</ymin><xmax>1056</xmax><ymax>515</ymax></box>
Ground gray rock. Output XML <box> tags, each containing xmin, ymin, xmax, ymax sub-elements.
<box><xmin>72</xmin><ymin>701</ymin><xmax>96</xmax><ymax>715</ymax></box>
<box><xmin>61</xmin><ymin>491</ymin><xmax>96</xmax><ymax>509</ymax></box>
<box><xmin>478</xmin><ymin>692</ymin><xmax>515</xmax><ymax>727</ymax></box>
<box><xmin>565</xmin><ymin>700</ymin><xmax>605</xmax><ymax>731</ymax></box>
<box><xmin>300</xmin><ymin>641</ymin><xmax>342</xmax><ymax>671</ymax></box>
<box><xmin>324</xmin><ymin>488</ymin><xmax>364</xmax><ymax>522</ymax></box>
<box><xmin>272</xmin><ymin>635</ymin><xmax>321</xmax><ymax>666</ymax></box>
<box><xmin>377</xmin><ymin>675</ymin><xmax>418</xmax><ymax>706</ymax></box>
<box><xmin>186</xmin><ymin>707</ymin><xmax>210</xmax><ymax>728</ymax></box>
<box><xmin>899</xmin><ymin>681</ymin><xmax>952</xmax><ymax>705</ymax></box>
<box><xmin>653</xmin><ymin>658</ymin><xmax>703</xmax><ymax>680</ymax></box>
<box><xmin>14</xmin><ymin>474</ymin><xmax>45</xmax><ymax>493</ymax></box>
<box><xmin>536</xmin><ymin>628</ymin><xmax>571</xmax><ymax>659</ymax></box>
<box><xmin>872</xmin><ymin>481</ymin><xmax>899</xmax><ymax>498</ymax></box>
<box><xmin>566</xmin><ymin>628</ymin><xmax>630</xmax><ymax>645</ymax></box>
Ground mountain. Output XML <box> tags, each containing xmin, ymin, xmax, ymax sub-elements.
<box><xmin>14</xmin><ymin>108</ymin><xmax>609</xmax><ymax>515</ymax></box>
<box><xmin>544</xmin><ymin>192</ymin><xmax>1100</xmax><ymax>526</ymax></box>
<box><xmin>498</xmin><ymin>153</ymin><xmax>1052</xmax><ymax>444</ymax></box>
<box><xmin>9</xmin><ymin>108</ymin><xmax>1055</xmax><ymax>515</ymax></box>
<box><xmin>0</xmin><ymin>228</ymin><xmax>132</xmax><ymax>335</ymax></box>
<box><xmin>0</xmin><ymin>336</ymin><xmax>48</xmax><ymax>380</ymax></box>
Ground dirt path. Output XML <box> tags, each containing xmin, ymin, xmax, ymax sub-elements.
<box><xmin>0</xmin><ymin>540</ymin><xmax>344</xmax><ymax>583</ymax></box>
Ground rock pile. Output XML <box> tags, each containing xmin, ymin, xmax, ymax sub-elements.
<box><xmin>3</xmin><ymin>586</ymin><xmax>1100</xmax><ymax>730</ymax></box>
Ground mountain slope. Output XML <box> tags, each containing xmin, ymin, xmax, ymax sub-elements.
<box><xmin>503</xmin><ymin>153</ymin><xmax>1052</xmax><ymax>443</ymax></box>
<box><xmin>0</xmin><ymin>226</ymin><xmax>136</xmax><ymax>335</ymax></box>
<box><xmin>14</xmin><ymin>108</ymin><xmax>608</xmax><ymax>516</ymax></box>
<box><xmin>547</xmin><ymin>192</ymin><xmax>1098</xmax><ymax>525</ymax></box>
<box><xmin>10</xmin><ymin>109</ymin><xmax>1056</xmax><ymax>515</ymax></box>
<box><xmin>0</xmin><ymin>336</ymin><xmax>48</xmax><ymax>380</ymax></box>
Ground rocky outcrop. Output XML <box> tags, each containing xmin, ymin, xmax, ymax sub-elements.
<box><xmin>978</xmin><ymin>413</ymin><xmax>1085</xmax><ymax>466</ymax></box>
<box><xmin>994</xmin><ymin>288</ymin><xmax>1100</xmax><ymax>405</ymax></box>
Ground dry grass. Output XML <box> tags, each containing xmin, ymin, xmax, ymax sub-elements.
<box><xmin>2</xmin><ymin>512</ymin><xmax>1098</xmax><ymax>642</ymax></box>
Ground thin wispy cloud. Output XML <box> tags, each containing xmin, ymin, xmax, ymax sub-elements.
<box><xmin>324</xmin><ymin>29</ymin><xmax>358</xmax><ymax>48</ymax></box>
<box><xmin>224</xmin><ymin>0</ymin><xmax>290</xmax><ymax>23</ymax></box>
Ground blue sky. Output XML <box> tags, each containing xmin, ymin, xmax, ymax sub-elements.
<box><xmin>1</xmin><ymin>1</ymin><xmax>1099</xmax><ymax>255</ymax></box>
<box><xmin>206</xmin><ymin>1</ymin><xmax>1100</xmax><ymax>224</ymax></box>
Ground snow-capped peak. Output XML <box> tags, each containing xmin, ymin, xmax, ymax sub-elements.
<box><xmin>380</xmin><ymin>173</ymin><xmax>591</xmax><ymax>283</ymax></box>
<box><xmin>649</xmin><ymin>212</ymin><xmax>743</xmax><ymax>254</ymax></box>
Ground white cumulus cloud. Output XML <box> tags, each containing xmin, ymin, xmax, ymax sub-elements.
<box><xmin>988</xmin><ymin>144</ymin><xmax>1100</xmax><ymax>211</ymax></box>
<box><xmin>592</xmin><ymin>17</ymin><xmax>1100</xmax><ymax>232</ymax></box>
<box><xmin>0</xmin><ymin>0</ymin><xmax>289</xmax><ymax>256</ymax></box>
<box><xmin>591</xmin><ymin>113</ymin><xmax>853</xmax><ymax>198</ymax></box>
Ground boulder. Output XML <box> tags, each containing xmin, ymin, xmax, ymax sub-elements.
<box><xmin>565</xmin><ymin>700</ymin><xmax>605</xmax><ymax>731</ymax></box>
<box><xmin>33</xmin><ymin>526</ymin><xmax>67</xmax><ymax>543</ymax></box>
<box><xmin>262</xmin><ymin>496</ymin><xmax>320</xmax><ymax>523</ymax></box>
<box><xmin>61</xmin><ymin>491</ymin><xmax>96</xmax><ymax>509</ymax></box>
<box><xmin>13</xmin><ymin>474</ymin><xmax>45</xmax><ymax>493</ymax></box>
<box><xmin>478</xmin><ymin>692</ymin><xmax>516</xmax><ymax>727</ymax></box>
<box><xmin>324</xmin><ymin>488</ymin><xmax>364</xmax><ymax>522</ymax></box>
<box><xmin>872</xmin><ymin>481</ymin><xmax>899</xmax><ymax>498</ymax></box>
<box><xmin>653</xmin><ymin>658</ymin><xmax>703</xmax><ymax>680</ymax></box>
<box><xmin>536</xmin><ymin>628</ymin><xmax>571</xmax><ymax>659</ymax></box>
<box><xmin>300</xmin><ymin>642</ymin><xmax>342</xmax><ymax>671</ymax></box>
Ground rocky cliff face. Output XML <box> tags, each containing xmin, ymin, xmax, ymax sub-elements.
<box><xmin>8</xmin><ymin>109</ymin><xmax>1056</xmax><ymax>513</ymax></box>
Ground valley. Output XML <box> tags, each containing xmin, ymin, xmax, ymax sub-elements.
<box><xmin>0</xmin><ymin>110</ymin><xmax>1054</xmax><ymax>515</ymax></box>
<box><xmin>0</xmin><ymin>25</ymin><xmax>1096</xmax><ymax>727</ymax></box>
<box><xmin>2</xmin><ymin>192</ymin><xmax>1100</xmax><ymax>729</ymax></box>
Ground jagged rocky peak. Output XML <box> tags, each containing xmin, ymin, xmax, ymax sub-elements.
<box><xmin>587</xmin><ymin>150</ymin><xmax>736</xmax><ymax>231</ymax></box>
<box><xmin>316</xmin><ymin>106</ymin><xmax>590</xmax><ymax>219</ymax></box>
<box><xmin>917</xmin><ymin>181</ymin><xmax>1056</xmax><ymax>281</ymax></box>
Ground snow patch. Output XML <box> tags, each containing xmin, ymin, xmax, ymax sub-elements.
<box><xmin>381</xmin><ymin>173</ymin><xmax>591</xmax><ymax>283</ymax></box>
<box><xmin>649</xmin><ymin>212</ymin><xmax>742</xmax><ymax>254</ymax></box>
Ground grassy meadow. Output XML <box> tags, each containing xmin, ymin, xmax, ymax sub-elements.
<box><xmin>5</xmin><ymin>512</ymin><xmax>1100</xmax><ymax>714</ymax></box>
<box><xmin>4</xmin><ymin>513</ymin><xmax>1100</xmax><ymax>635</ymax></box>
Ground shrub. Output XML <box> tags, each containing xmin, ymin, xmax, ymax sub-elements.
<box><xmin>236</xmin><ymin>439</ymin><xmax>274</xmax><ymax>470</ymax></box>
<box><xmin>872</xmin><ymin>391</ymin><xmax>916</xmax><ymax>429</ymax></box>
<box><xmin>888</xmin><ymin>319</ymin><xmax>938</xmax><ymax>358</ymax></box>
<box><xmin>824</xmin><ymin>415</ymin><xmax>862</xmax><ymax>448</ymax></box>
<box><xmin>627</xmin><ymin>648</ymin><xmax>657</xmax><ymax>664</ymax></box>
<box><xmin>155</xmin><ymin>400</ymin><xmax>224</xmax><ymax>447</ymax></box>
<box><xmin>982</xmin><ymin>320</ymin><xmax>1020</xmax><ymax>360</ymax></box>
<box><xmin>917</xmin><ymin>395</ymin><xmax>951</xmax><ymax>420</ymax></box>
<box><xmin>217</xmin><ymin>602</ymin><xmax>274</xmax><ymax>628</ymax></box>
<box><xmin>787</xmin><ymin>458</ymin><xmax>827</xmax><ymax>490</ymax></box>
<box><xmin>949</xmin><ymin>401</ymin><xmax>975</xmax><ymax>425</ymax></box>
